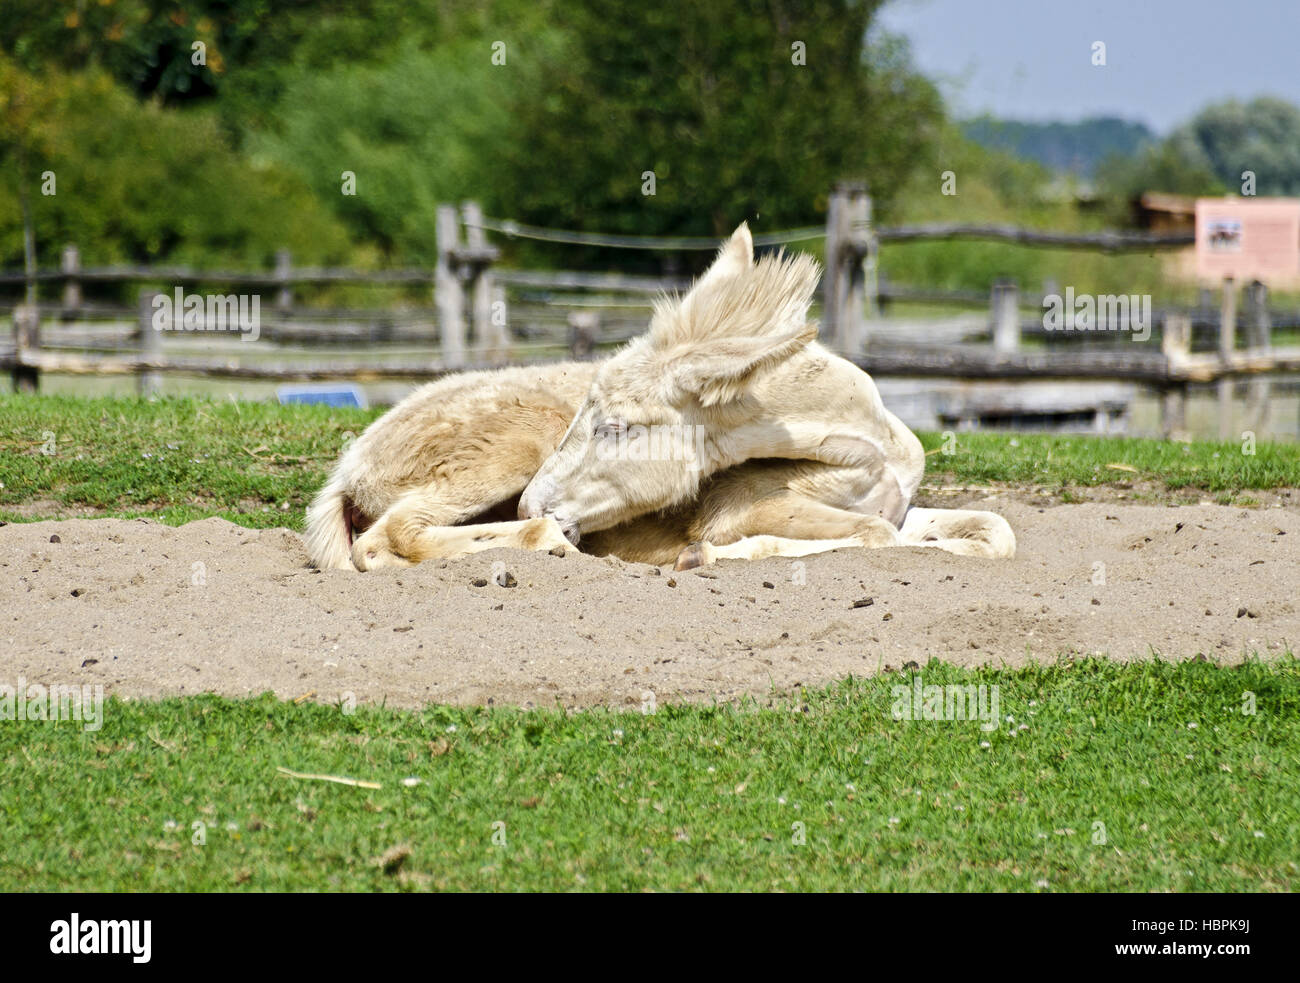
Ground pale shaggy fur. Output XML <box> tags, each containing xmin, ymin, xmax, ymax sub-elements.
<box><xmin>306</xmin><ymin>223</ymin><xmax>1015</xmax><ymax>572</ymax></box>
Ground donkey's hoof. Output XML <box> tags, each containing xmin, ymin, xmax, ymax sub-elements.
<box><xmin>351</xmin><ymin>539</ymin><xmax>411</xmax><ymax>571</ymax></box>
<box><xmin>674</xmin><ymin>541</ymin><xmax>716</xmax><ymax>571</ymax></box>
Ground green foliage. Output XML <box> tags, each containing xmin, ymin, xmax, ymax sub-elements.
<box><xmin>877</xmin><ymin>123</ymin><xmax>1175</xmax><ymax>294</ymax></box>
<box><xmin>881</xmin><ymin>240</ymin><xmax>1174</xmax><ymax>298</ymax></box>
<box><xmin>1094</xmin><ymin>142</ymin><xmax>1228</xmax><ymax>224</ymax></box>
<box><xmin>0</xmin><ymin>0</ymin><xmax>449</xmax><ymax>108</ymax></box>
<box><xmin>5</xmin><ymin>1</ymin><xmax>948</xmax><ymax>269</ymax></box>
<box><xmin>0</xmin><ymin>56</ymin><xmax>352</xmax><ymax>267</ymax></box>
<box><xmin>7</xmin><ymin>1</ymin><xmax>1300</xmax><ymax>286</ymax></box>
<box><xmin>497</xmin><ymin>1</ymin><xmax>944</xmax><ymax>258</ymax></box>
<box><xmin>1170</xmin><ymin>97</ymin><xmax>1300</xmax><ymax>196</ymax></box>
<box><xmin>1093</xmin><ymin>97</ymin><xmax>1300</xmax><ymax>224</ymax></box>
<box><xmin>251</xmin><ymin>38</ymin><xmax>528</xmax><ymax>262</ymax></box>
<box><xmin>2</xmin><ymin>659</ymin><xmax>1296</xmax><ymax>890</ymax></box>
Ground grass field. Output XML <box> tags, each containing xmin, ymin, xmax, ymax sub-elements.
<box><xmin>3</xmin><ymin>394</ymin><xmax>1298</xmax><ymax>529</ymax></box>
<box><xmin>2</xmin><ymin>394</ymin><xmax>1297</xmax><ymax>891</ymax></box>
<box><xmin>2</xmin><ymin>659</ymin><xmax>1295</xmax><ymax>892</ymax></box>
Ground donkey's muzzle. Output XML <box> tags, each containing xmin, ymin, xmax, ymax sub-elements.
<box><xmin>519</xmin><ymin>475</ymin><xmax>580</xmax><ymax>545</ymax></box>
<box><xmin>518</xmin><ymin>474</ymin><xmax>558</xmax><ymax>521</ymax></box>
<box><xmin>559</xmin><ymin>519</ymin><xmax>581</xmax><ymax>546</ymax></box>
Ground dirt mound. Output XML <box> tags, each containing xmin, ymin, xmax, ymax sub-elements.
<box><xmin>1</xmin><ymin>500</ymin><xmax>1295</xmax><ymax>709</ymax></box>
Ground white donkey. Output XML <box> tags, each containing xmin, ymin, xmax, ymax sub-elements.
<box><xmin>305</xmin><ymin>224</ymin><xmax>1014</xmax><ymax>571</ymax></box>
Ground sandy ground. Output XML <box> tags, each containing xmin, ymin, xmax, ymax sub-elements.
<box><xmin>1</xmin><ymin>499</ymin><xmax>1295</xmax><ymax>710</ymax></box>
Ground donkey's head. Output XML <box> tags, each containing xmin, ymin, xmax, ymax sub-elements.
<box><xmin>519</xmin><ymin>223</ymin><xmax>820</xmax><ymax>541</ymax></box>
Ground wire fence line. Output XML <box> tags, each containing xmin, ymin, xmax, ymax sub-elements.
<box><xmin>467</xmin><ymin>217</ymin><xmax>828</xmax><ymax>250</ymax></box>
<box><xmin>466</xmin><ymin>217</ymin><xmax>1194</xmax><ymax>253</ymax></box>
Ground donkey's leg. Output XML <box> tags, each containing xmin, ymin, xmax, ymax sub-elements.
<box><xmin>676</xmin><ymin>502</ymin><xmax>1017</xmax><ymax>568</ymax></box>
<box><xmin>383</xmin><ymin>517</ymin><xmax>572</xmax><ymax>567</ymax></box>
<box><xmin>675</xmin><ymin>490</ymin><xmax>901</xmax><ymax>570</ymax></box>
<box><xmin>694</xmin><ymin>489</ymin><xmax>902</xmax><ymax>548</ymax></box>
<box><xmin>352</xmin><ymin>492</ymin><xmax>573</xmax><ymax>571</ymax></box>
<box><xmin>898</xmin><ymin>507</ymin><xmax>1016</xmax><ymax>559</ymax></box>
<box><xmin>675</xmin><ymin>533</ymin><xmax>875</xmax><ymax>568</ymax></box>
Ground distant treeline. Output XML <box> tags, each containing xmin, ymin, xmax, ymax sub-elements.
<box><xmin>963</xmin><ymin>115</ymin><xmax>1155</xmax><ymax>178</ymax></box>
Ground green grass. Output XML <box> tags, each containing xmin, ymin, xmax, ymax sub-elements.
<box><xmin>2</xmin><ymin>395</ymin><xmax>1298</xmax><ymax>529</ymax></box>
<box><xmin>2</xmin><ymin>658</ymin><xmax>1295</xmax><ymax>891</ymax></box>
<box><xmin>3</xmin><ymin>395</ymin><xmax>1296</xmax><ymax>891</ymax></box>
<box><xmin>919</xmin><ymin>431</ymin><xmax>1300</xmax><ymax>494</ymax></box>
<box><xmin>0</xmin><ymin>394</ymin><xmax>379</xmax><ymax>528</ymax></box>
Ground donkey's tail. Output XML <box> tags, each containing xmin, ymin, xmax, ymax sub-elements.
<box><xmin>304</xmin><ymin>467</ymin><xmax>355</xmax><ymax>570</ymax></box>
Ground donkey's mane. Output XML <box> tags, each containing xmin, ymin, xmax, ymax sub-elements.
<box><xmin>649</xmin><ymin>247</ymin><xmax>821</xmax><ymax>348</ymax></box>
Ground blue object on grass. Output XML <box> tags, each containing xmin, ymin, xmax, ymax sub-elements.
<box><xmin>276</xmin><ymin>384</ymin><xmax>368</xmax><ymax>409</ymax></box>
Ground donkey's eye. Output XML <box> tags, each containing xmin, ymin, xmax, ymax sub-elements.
<box><xmin>594</xmin><ymin>418</ymin><xmax>627</xmax><ymax>440</ymax></box>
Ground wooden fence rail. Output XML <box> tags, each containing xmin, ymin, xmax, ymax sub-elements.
<box><xmin>4</xmin><ymin>187</ymin><xmax>1295</xmax><ymax>440</ymax></box>
<box><xmin>0</xmin><ymin>267</ymin><xmax>438</xmax><ymax>287</ymax></box>
<box><xmin>875</xmin><ymin>224</ymin><xmax>1196</xmax><ymax>251</ymax></box>
<box><xmin>8</xmin><ymin>340</ymin><xmax>1296</xmax><ymax>385</ymax></box>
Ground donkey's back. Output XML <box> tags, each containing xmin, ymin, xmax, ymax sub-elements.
<box><xmin>305</xmin><ymin>361</ymin><xmax>598</xmax><ymax>569</ymax></box>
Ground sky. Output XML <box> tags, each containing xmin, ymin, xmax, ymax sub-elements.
<box><xmin>874</xmin><ymin>0</ymin><xmax>1300</xmax><ymax>133</ymax></box>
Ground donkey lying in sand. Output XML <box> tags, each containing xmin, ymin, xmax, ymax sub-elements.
<box><xmin>306</xmin><ymin>224</ymin><xmax>1015</xmax><ymax>571</ymax></box>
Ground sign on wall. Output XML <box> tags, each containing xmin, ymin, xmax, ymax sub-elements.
<box><xmin>1195</xmin><ymin>197</ymin><xmax>1300</xmax><ymax>283</ymax></box>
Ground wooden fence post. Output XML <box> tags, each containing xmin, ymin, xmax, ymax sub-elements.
<box><xmin>863</xmin><ymin>238</ymin><xmax>880</xmax><ymax>326</ymax></box>
<box><xmin>275</xmin><ymin>249</ymin><xmax>293</xmax><ymax>313</ymax></box>
<box><xmin>844</xmin><ymin>185</ymin><xmax>869</xmax><ymax>355</ymax></box>
<box><xmin>824</xmin><ymin>182</ymin><xmax>869</xmax><ymax>354</ymax></box>
<box><xmin>461</xmin><ymin>201</ymin><xmax>508</xmax><ymax>364</ymax></box>
<box><xmin>1217</xmin><ymin>276</ymin><xmax>1236</xmax><ymax>440</ymax></box>
<box><xmin>138</xmin><ymin>289</ymin><xmax>162</xmax><ymax>397</ymax></box>
<box><xmin>11</xmin><ymin>304</ymin><xmax>40</xmax><ymax>393</ymax></box>
<box><xmin>489</xmin><ymin>282</ymin><xmax>509</xmax><ymax>365</ymax></box>
<box><xmin>61</xmin><ymin>244</ymin><xmax>81</xmax><ymax>318</ymax></box>
<box><xmin>435</xmin><ymin>204</ymin><xmax>466</xmax><ymax>369</ymax></box>
<box><xmin>823</xmin><ymin>188</ymin><xmax>844</xmax><ymax>346</ymax></box>
<box><xmin>568</xmin><ymin>311</ymin><xmax>598</xmax><ymax>359</ymax></box>
<box><xmin>1244</xmin><ymin>280</ymin><xmax>1272</xmax><ymax>438</ymax></box>
<box><xmin>462</xmin><ymin>201</ymin><xmax>490</xmax><ymax>356</ymax></box>
<box><xmin>991</xmin><ymin>279</ymin><xmax>1020</xmax><ymax>353</ymax></box>
<box><xmin>1161</xmin><ymin>312</ymin><xmax>1191</xmax><ymax>441</ymax></box>
<box><xmin>848</xmin><ymin>189</ymin><xmax>870</xmax><ymax>352</ymax></box>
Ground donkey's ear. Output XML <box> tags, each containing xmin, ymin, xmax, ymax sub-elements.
<box><xmin>669</xmin><ymin>322</ymin><xmax>817</xmax><ymax>407</ymax></box>
<box><xmin>691</xmin><ymin>223</ymin><xmax>754</xmax><ymax>292</ymax></box>
<box><xmin>651</xmin><ymin>223</ymin><xmax>753</xmax><ymax>346</ymax></box>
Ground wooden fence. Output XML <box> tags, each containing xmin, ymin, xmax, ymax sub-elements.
<box><xmin>4</xmin><ymin>185</ymin><xmax>1299</xmax><ymax>438</ymax></box>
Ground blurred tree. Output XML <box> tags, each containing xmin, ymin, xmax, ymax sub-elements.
<box><xmin>1</xmin><ymin>0</ymin><xmax>944</xmax><ymax>271</ymax></box>
<box><xmin>0</xmin><ymin>0</ymin><xmax>522</xmax><ymax>135</ymax></box>
<box><xmin>0</xmin><ymin>57</ymin><xmax>352</xmax><ymax>268</ymax></box>
<box><xmin>1095</xmin><ymin>141</ymin><xmax>1227</xmax><ymax>212</ymax></box>
<box><xmin>249</xmin><ymin>37</ymin><xmax>533</xmax><ymax>263</ymax></box>
<box><xmin>1167</xmin><ymin>97</ymin><xmax>1300</xmax><ymax>196</ymax></box>
<box><xmin>496</xmin><ymin>0</ymin><xmax>943</xmax><ymax>263</ymax></box>
<box><xmin>1094</xmin><ymin>97</ymin><xmax>1300</xmax><ymax>224</ymax></box>
<box><xmin>0</xmin><ymin>55</ymin><xmax>60</xmax><ymax>302</ymax></box>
